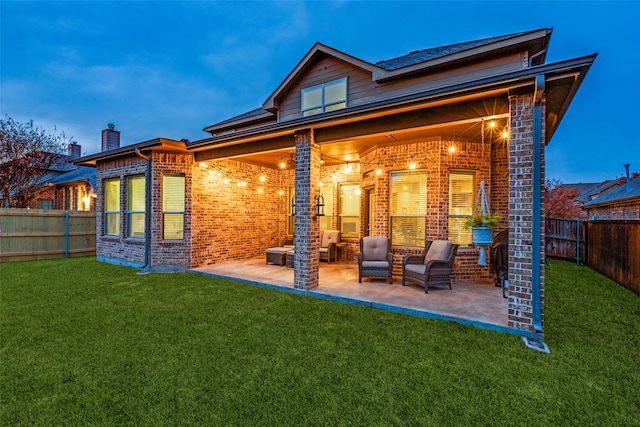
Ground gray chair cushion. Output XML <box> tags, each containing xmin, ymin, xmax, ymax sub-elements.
<box><xmin>361</xmin><ymin>260</ymin><xmax>390</xmax><ymax>268</ymax></box>
<box><xmin>406</xmin><ymin>263</ymin><xmax>427</xmax><ymax>274</ymax></box>
<box><xmin>425</xmin><ymin>240</ymin><xmax>450</xmax><ymax>263</ymax></box>
<box><xmin>321</xmin><ymin>230</ymin><xmax>340</xmax><ymax>248</ymax></box>
<box><xmin>362</xmin><ymin>236</ymin><xmax>389</xmax><ymax>261</ymax></box>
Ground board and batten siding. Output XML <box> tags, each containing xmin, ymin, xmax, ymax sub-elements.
<box><xmin>278</xmin><ymin>51</ymin><xmax>526</xmax><ymax>123</ymax></box>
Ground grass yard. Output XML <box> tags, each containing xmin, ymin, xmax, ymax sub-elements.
<box><xmin>1</xmin><ymin>258</ymin><xmax>639</xmax><ymax>426</ymax></box>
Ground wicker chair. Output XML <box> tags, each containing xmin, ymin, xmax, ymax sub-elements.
<box><xmin>402</xmin><ymin>240</ymin><xmax>459</xmax><ymax>293</ymax></box>
<box><xmin>358</xmin><ymin>236</ymin><xmax>393</xmax><ymax>284</ymax></box>
<box><xmin>319</xmin><ymin>230</ymin><xmax>340</xmax><ymax>263</ymax></box>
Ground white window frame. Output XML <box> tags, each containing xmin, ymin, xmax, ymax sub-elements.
<box><xmin>301</xmin><ymin>77</ymin><xmax>347</xmax><ymax>117</ymax></box>
<box><xmin>127</xmin><ymin>176</ymin><xmax>146</xmax><ymax>239</ymax></box>
<box><xmin>339</xmin><ymin>182</ymin><xmax>360</xmax><ymax>238</ymax></box>
<box><xmin>448</xmin><ymin>170</ymin><xmax>475</xmax><ymax>246</ymax></box>
<box><xmin>104</xmin><ymin>178</ymin><xmax>120</xmax><ymax>237</ymax></box>
<box><xmin>163</xmin><ymin>174</ymin><xmax>185</xmax><ymax>240</ymax></box>
<box><xmin>390</xmin><ymin>170</ymin><xmax>427</xmax><ymax>247</ymax></box>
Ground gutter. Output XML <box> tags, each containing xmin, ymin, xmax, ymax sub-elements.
<box><xmin>135</xmin><ymin>148</ymin><xmax>151</xmax><ymax>270</ymax></box>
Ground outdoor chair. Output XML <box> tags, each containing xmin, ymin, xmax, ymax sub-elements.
<box><xmin>319</xmin><ymin>230</ymin><xmax>340</xmax><ymax>263</ymax></box>
<box><xmin>402</xmin><ymin>240</ymin><xmax>459</xmax><ymax>293</ymax></box>
<box><xmin>358</xmin><ymin>236</ymin><xmax>393</xmax><ymax>284</ymax></box>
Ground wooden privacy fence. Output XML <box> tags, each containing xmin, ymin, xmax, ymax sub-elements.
<box><xmin>0</xmin><ymin>208</ymin><xmax>96</xmax><ymax>262</ymax></box>
<box><xmin>545</xmin><ymin>217</ymin><xmax>587</xmax><ymax>264</ymax></box>
<box><xmin>586</xmin><ymin>220</ymin><xmax>640</xmax><ymax>294</ymax></box>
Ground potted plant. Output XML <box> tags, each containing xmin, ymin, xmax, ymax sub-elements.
<box><xmin>463</xmin><ymin>212</ymin><xmax>501</xmax><ymax>246</ymax></box>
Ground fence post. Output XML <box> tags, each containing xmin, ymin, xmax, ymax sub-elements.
<box><xmin>65</xmin><ymin>211</ymin><xmax>69</xmax><ymax>258</ymax></box>
<box><xmin>576</xmin><ymin>219</ymin><xmax>581</xmax><ymax>265</ymax></box>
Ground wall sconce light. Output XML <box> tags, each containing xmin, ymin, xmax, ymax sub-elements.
<box><xmin>376</xmin><ymin>163</ymin><xmax>382</xmax><ymax>175</ymax></box>
<box><xmin>345</xmin><ymin>162</ymin><xmax>352</xmax><ymax>172</ymax></box>
<box><xmin>259</xmin><ymin>175</ymin><xmax>266</xmax><ymax>182</ymax></box>
<box><xmin>278</xmin><ymin>189</ymin><xmax>284</xmax><ymax>196</ymax></box>
<box><xmin>320</xmin><ymin>155</ymin><xmax>325</xmax><ymax>165</ymax></box>
<box><xmin>291</xmin><ymin>197</ymin><xmax>296</xmax><ymax>216</ymax></box>
<box><xmin>409</xmin><ymin>156</ymin><xmax>417</xmax><ymax>170</ymax></box>
<box><xmin>501</xmin><ymin>128</ymin><xmax>509</xmax><ymax>139</ymax></box>
<box><xmin>448</xmin><ymin>145</ymin><xmax>456</xmax><ymax>154</ymax></box>
<box><xmin>314</xmin><ymin>195</ymin><xmax>325</xmax><ymax>217</ymax></box>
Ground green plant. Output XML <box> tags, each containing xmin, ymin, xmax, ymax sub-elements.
<box><xmin>463</xmin><ymin>212</ymin><xmax>501</xmax><ymax>229</ymax></box>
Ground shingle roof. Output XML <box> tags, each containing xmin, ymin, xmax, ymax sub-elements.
<box><xmin>583</xmin><ymin>178</ymin><xmax>640</xmax><ymax>207</ymax></box>
<box><xmin>212</xmin><ymin>107</ymin><xmax>269</xmax><ymax>128</ymax></box>
<box><xmin>375</xmin><ymin>31</ymin><xmax>530</xmax><ymax>71</ymax></box>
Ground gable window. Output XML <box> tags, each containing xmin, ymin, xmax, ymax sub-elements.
<box><xmin>301</xmin><ymin>77</ymin><xmax>347</xmax><ymax>117</ymax></box>
<box><xmin>127</xmin><ymin>176</ymin><xmax>146</xmax><ymax>239</ymax></box>
<box><xmin>448</xmin><ymin>171</ymin><xmax>475</xmax><ymax>246</ymax></box>
<box><xmin>339</xmin><ymin>182</ymin><xmax>360</xmax><ymax>238</ymax></box>
<box><xmin>163</xmin><ymin>174</ymin><xmax>185</xmax><ymax>240</ymax></box>
<box><xmin>390</xmin><ymin>171</ymin><xmax>426</xmax><ymax>247</ymax></box>
<box><xmin>104</xmin><ymin>178</ymin><xmax>120</xmax><ymax>236</ymax></box>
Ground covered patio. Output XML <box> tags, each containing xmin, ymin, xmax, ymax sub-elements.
<box><xmin>190</xmin><ymin>258</ymin><xmax>509</xmax><ymax>331</ymax></box>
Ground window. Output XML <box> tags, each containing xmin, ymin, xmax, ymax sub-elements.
<box><xmin>163</xmin><ymin>174</ymin><xmax>185</xmax><ymax>240</ymax></box>
<box><xmin>318</xmin><ymin>184</ymin><xmax>334</xmax><ymax>231</ymax></box>
<box><xmin>390</xmin><ymin>171</ymin><xmax>426</xmax><ymax>247</ymax></box>
<box><xmin>301</xmin><ymin>78</ymin><xmax>347</xmax><ymax>117</ymax></box>
<box><xmin>288</xmin><ymin>186</ymin><xmax>295</xmax><ymax>235</ymax></box>
<box><xmin>104</xmin><ymin>178</ymin><xmax>120</xmax><ymax>236</ymax></box>
<box><xmin>448</xmin><ymin>171</ymin><xmax>475</xmax><ymax>246</ymax></box>
<box><xmin>127</xmin><ymin>176</ymin><xmax>146</xmax><ymax>238</ymax></box>
<box><xmin>339</xmin><ymin>183</ymin><xmax>360</xmax><ymax>238</ymax></box>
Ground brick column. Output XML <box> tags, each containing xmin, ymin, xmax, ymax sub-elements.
<box><xmin>508</xmin><ymin>93</ymin><xmax>545</xmax><ymax>332</ymax></box>
<box><xmin>293</xmin><ymin>129</ymin><xmax>320</xmax><ymax>290</ymax></box>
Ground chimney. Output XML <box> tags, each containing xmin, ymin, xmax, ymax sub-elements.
<box><xmin>101</xmin><ymin>123</ymin><xmax>120</xmax><ymax>152</ymax></box>
<box><xmin>624</xmin><ymin>164</ymin><xmax>631</xmax><ymax>192</ymax></box>
<box><xmin>68</xmin><ymin>141</ymin><xmax>82</xmax><ymax>158</ymax></box>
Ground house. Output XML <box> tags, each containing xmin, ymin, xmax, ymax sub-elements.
<box><xmin>31</xmin><ymin>142</ymin><xmax>97</xmax><ymax>211</ymax></box>
<box><xmin>583</xmin><ymin>167</ymin><xmax>640</xmax><ymax>220</ymax></box>
<box><xmin>75</xmin><ymin>28</ymin><xmax>596</xmax><ymax>349</ymax></box>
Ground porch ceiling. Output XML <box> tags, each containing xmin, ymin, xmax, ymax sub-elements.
<box><xmin>195</xmin><ymin>95</ymin><xmax>510</xmax><ymax>169</ymax></box>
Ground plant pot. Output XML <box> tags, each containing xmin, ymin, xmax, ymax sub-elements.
<box><xmin>471</xmin><ymin>226</ymin><xmax>493</xmax><ymax>246</ymax></box>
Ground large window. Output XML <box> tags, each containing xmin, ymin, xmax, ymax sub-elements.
<box><xmin>318</xmin><ymin>184</ymin><xmax>334</xmax><ymax>231</ymax></box>
<box><xmin>339</xmin><ymin>183</ymin><xmax>360</xmax><ymax>238</ymax></box>
<box><xmin>448</xmin><ymin>171</ymin><xmax>475</xmax><ymax>246</ymax></box>
<box><xmin>127</xmin><ymin>176</ymin><xmax>146</xmax><ymax>238</ymax></box>
<box><xmin>163</xmin><ymin>174</ymin><xmax>185</xmax><ymax>240</ymax></box>
<box><xmin>301</xmin><ymin>78</ymin><xmax>347</xmax><ymax>117</ymax></box>
<box><xmin>104</xmin><ymin>178</ymin><xmax>120</xmax><ymax>236</ymax></box>
<box><xmin>390</xmin><ymin>171</ymin><xmax>426</xmax><ymax>247</ymax></box>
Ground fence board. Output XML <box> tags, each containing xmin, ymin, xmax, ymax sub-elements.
<box><xmin>545</xmin><ymin>217</ymin><xmax>587</xmax><ymax>263</ymax></box>
<box><xmin>586</xmin><ymin>220</ymin><xmax>640</xmax><ymax>294</ymax></box>
<box><xmin>0</xmin><ymin>208</ymin><xmax>96</xmax><ymax>262</ymax></box>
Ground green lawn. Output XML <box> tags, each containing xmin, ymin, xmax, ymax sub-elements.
<box><xmin>1</xmin><ymin>258</ymin><xmax>639</xmax><ymax>426</ymax></box>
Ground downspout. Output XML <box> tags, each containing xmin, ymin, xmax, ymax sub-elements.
<box><xmin>135</xmin><ymin>148</ymin><xmax>151</xmax><ymax>270</ymax></box>
<box><xmin>525</xmin><ymin>74</ymin><xmax>549</xmax><ymax>353</ymax></box>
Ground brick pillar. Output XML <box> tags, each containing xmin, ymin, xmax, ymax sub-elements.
<box><xmin>293</xmin><ymin>129</ymin><xmax>320</xmax><ymax>290</ymax></box>
<box><xmin>508</xmin><ymin>93</ymin><xmax>545</xmax><ymax>332</ymax></box>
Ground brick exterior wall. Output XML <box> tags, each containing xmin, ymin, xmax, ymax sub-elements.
<box><xmin>149</xmin><ymin>152</ymin><xmax>193</xmax><ymax>268</ymax></box>
<box><xmin>508</xmin><ymin>93</ymin><xmax>545</xmax><ymax>332</ymax></box>
<box><xmin>587</xmin><ymin>201</ymin><xmax>640</xmax><ymax>220</ymax></box>
<box><xmin>95</xmin><ymin>157</ymin><xmax>147</xmax><ymax>267</ymax></box>
<box><xmin>191</xmin><ymin>158</ymin><xmax>294</xmax><ymax>267</ymax></box>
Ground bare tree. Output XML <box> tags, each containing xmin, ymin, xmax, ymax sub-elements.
<box><xmin>0</xmin><ymin>116</ymin><xmax>68</xmax><ymax>208</ymax></box>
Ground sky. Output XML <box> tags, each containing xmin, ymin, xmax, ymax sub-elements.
<box><xmin>1</xmin><ymin>1</ymin><xmax>639</xmax><ymax>183</ymax></box>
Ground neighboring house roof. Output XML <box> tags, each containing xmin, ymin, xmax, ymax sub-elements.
<box><xmin>46</xmin><ymin>166</ymin><xmax>97</xmax><ymax>190</ymax></box>
<box><xmin>565</xmin><ymin>180</ymin><xmax>621</xmax><ymax>204</ymax></box>
<box><xmin>582</xmin><ymin>178</ymin><xmax>640</xmax><ymax>208</ymax></box>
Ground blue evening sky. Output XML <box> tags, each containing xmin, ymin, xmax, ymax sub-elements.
<box><xmin>1</xmin><ymin>1</ymin><xmax>638</xmax><ymax>183</ymax></box>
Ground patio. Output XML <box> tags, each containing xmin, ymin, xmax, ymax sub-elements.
<box><xmin>190</xmin><ymin>257</ymin><xmax>509</xmax><ymax>329</ymax></box>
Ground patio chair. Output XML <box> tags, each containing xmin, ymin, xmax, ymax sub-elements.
<box><xmin>358</xmin><ymin>236</ymin><xmax>393</xmax><ymax>284</ymax></box>
<box><xmin>319</xmin><ymin>230</ymin><xmax>340</xmax><ymax>263</ymax></box>
<box><xmin>402</xmin><ymin>240</ymin><xmax>459</xmax><ymax>293</ymax></box>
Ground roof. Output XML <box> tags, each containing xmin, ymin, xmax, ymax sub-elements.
<box><xmin>565</xmin><ymin>180</ymin><xmax>621</xmax><ymax>203</ymax></box>
<box><xmin>376</xmin><ymin>31</ymin><xmax>533</xmax><ymax>71</ymax></box>
<box><xmin>47</xmin><ymin>166</ymin><xmax>97</xmax><ymax>190</ymax></box>
<box><xmin>583</xmin><ymin>178</ymin><xmax>640</xmax><ymax>208</ymax></box>
<box><xmin>205</xmin><ymin>28</ymin><xmax>552</xmax><ymax>133</ymax></box>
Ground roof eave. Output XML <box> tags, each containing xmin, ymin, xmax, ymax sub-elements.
<box><xmin>72</xmin><ymin>138</ymin><xmax>186</xmax><ymax>167</ymax></box>
<box><xmin>203</xmin><ymin>111</ymin><xmax>275</xmax><ymax>135</ymax></box>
